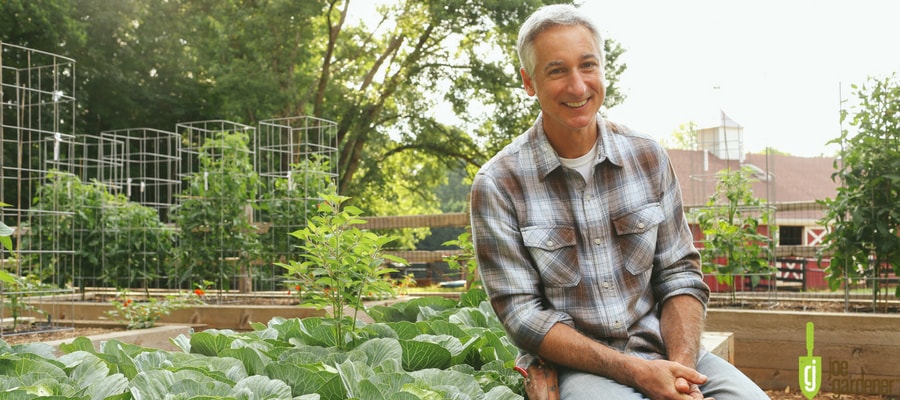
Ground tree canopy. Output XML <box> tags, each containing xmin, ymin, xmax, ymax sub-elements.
<box><xmin>660</xmin><ymin>121</ymin><xmax>699</xmax><ymax>150</ymax></box>
<box><xmin>1</xmin><ymin>0</ymin><xmax>627</xmax><ymax>216</ymax></box>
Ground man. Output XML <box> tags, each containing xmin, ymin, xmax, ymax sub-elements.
<box><xmin>469</xmin><ymin>4</ymin><xmax>769</xmax><ymax>400</ymax></box>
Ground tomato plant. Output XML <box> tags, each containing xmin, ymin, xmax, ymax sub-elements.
<box><xmin>171</xmin><ymin>131</ymin><xmax>261</xmax><ymax>291</ymax></box>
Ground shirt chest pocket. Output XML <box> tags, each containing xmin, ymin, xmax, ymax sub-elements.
<box><xmin>612</xmin><ymin>203</ymin><xmax>664</xmax><ymax>275</ymax></box>
<box><xmin>522</xmin><ymin>226</ymin><xmax>581</xmax><ymax>288</ymax></box>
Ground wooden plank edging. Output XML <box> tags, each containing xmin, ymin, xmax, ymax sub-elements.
<box><xmin>705</xmin><ymin>309</ymin><xmax>900</xmax><ymax>396</ymax></box>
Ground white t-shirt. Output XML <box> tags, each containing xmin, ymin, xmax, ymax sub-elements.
<box><xmin>559</xmin><ymin>141</ymin><xmax>598</xmax><ymax>181</ymax></box>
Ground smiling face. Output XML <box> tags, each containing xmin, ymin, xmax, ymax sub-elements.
<box><xmin>521</xmin><ymin>24</ymin><xmax>605</xmax><ymax>155</ymax></box>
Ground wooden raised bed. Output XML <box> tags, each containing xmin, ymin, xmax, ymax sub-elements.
<box><xmin>706</xmin><ymin>309</ymin><xmax>900</xmax><ymax>397</ymax></box>
<box><xmin>23</xmin><ymin>295</ymin><xmax>899</xmax><ymax>396</ymax></box>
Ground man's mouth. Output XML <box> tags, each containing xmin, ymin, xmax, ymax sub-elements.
<box><xmin>564</xmin><ymin>99</ymin><xmax>588</xmax><ymax>108</ymax></box>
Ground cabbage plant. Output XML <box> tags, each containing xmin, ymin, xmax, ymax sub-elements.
<box><xmin>0</xmin><ymin>289</ymin><xmax>524</xmax><ymax>399</ymax></box>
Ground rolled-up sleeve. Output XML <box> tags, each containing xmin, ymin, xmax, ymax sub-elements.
<box><xmin>470</xmin><ymin>169</ymin><xmax>573</xmax><ymax>353</ymax></box>
<box><xmin>651</xmin><ymin>154</ymin><xmax>709</xmax><ymax>308</ymax></box>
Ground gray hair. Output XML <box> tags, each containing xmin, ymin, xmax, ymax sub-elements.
<box><xmin>517</xmin><ymin>4</ymin><xmax>605</xmax><ymax>78</ymax></box>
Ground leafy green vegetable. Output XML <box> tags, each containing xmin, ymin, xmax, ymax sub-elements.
<box><xmin>0</xmin><ymin>290</ymin><xmax>524</xmax><ymax>399</ymax></box>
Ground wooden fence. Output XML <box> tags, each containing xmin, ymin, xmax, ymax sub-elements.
<box><xmin>361</xmin><ymin>213</ymin><xmax>469</xmax><ymax>264</ymax></box>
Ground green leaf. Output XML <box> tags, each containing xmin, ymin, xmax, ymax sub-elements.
<box><xmin>220</xmin><ymin>347</ymin><xmax>269</xmax><ymax>376</ymax></box>
<box><xmin>129</xmin><ymin>369</ymin><xmax>177</xmax><ymax>400</ymax></box>
<box><xmin>399</xmin><ymin>340</ymin><xmax>451</xmax><ymax>371</ymax></box>
<box><xmin>189</xmin><ymin>331</ymin><xmax>235</xmax><ymax>356</ymax></box>
<box><xmin>86</xmin><ymin>372</ymin><xmax>130</xmax><ymax>399</ymax></box>
<box><xmin>174</xmin><ymin>353</ymin><xmax>247</xmax><ymax>383</ymax></box>
<box><xmin>97</xmin><ymin>340</ymin><xmax>141</xmax><ymax>379</ymax></box>
<box><xmin>0</xmin><ymin>356</ymin><xmax>68</xmax><ymax>385</ymax></box>
<box><xmin>459</xmin><ymin>289</ymin><xmax>488</xmax><ymax>308</ymax></box>
<box><xmin>485</xmin><ymin>385</ymin><xmax>524</xmax><ymax>400</ymax></box>
<box><xmin>427</xmin><ymin>320</ymin><xmax>468</xmax><ymax>340</ymax></box>
<box><xmin>366</xmin><ymin>305</ymin><xmax>408</xmax><ymax>323</ymax></box>
<box><xmin>0</xmin><ymin>269</ymin><xmax>15</xmax><ymax>285</ymax></box>
<box><xmin>57</xmin><ymin>351</ymin><xmax>118</xmax><ymax>394</ymax></box>
<box><xmin>265</xmin><ymin>362</ymin><xmax>334</xmax><ymax>397</ymax></box>
<box><xmin>353</xmin><ymin>337</ymin><xmax>402</xmax><ymax>368</ymax></box>
<box><xmin>387</xmin><ymin>321</ymin><xmax>421</xmax><ymax>340</ymax></box>
<box><xmin>232</xmin><ymin>375</ymin><xmax>293</xmax><ymax>399</ymax></box>
<box><xmin>170</xmin><ymin>334</ymin><xmax>192</xmax><ymax>353</ymax></box>
<box><xmin>0</xmin><ymin>222</ymin><xmax>14</xmax><ymax>236</ymax></box>
<box><xmin>409</xmin><ymin>368</ymin><xmax>482</xmax><ymax>399</ymax></box>
<box><xmin>449</xmin><ymin>307</ymin><xmax>489</xmax><ymax>329</ymax></box>
<box><xmin>334</xmin><ymin>359</ymin><xmax>375</xmax><ymax>399</ymax></box>
<box><xmin>168</xmin><ymin>378</ymin><xmax>232</xmax><ymax>398</ymax></box>
<box><xmin>478</xmin><ymin>330</ymin><xmax>518</xmax><ymax>364</ymax></box>
<box><xmin>314</xmin><ymin>373</ymin><xmax>348</xmax><ymax>400</ymax></box>
<box><xmin>8</xmin><ymin>342</ymin><xmax>58</xmax><ymax>360</ymax></box>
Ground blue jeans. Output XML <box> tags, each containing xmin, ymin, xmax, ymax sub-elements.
<box><xmin>557</xmin><ymin>351</ymin><xmax>769</xmax><ymax>399</ymax></box>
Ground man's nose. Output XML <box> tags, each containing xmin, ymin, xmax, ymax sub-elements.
<box><xmin>567</xmin><ymin>73</ymin><xmax>587</xmax><ymax>95</ymax></box>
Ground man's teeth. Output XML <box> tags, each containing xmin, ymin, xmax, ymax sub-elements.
<box><xmin>565</xmin><ymin>99</ymin><xmax>588</xmax><ymax>107</ymax></box>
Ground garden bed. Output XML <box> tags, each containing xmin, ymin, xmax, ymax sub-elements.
<box><xmin>706</xmin><ymin>309</ymin><xmax>900</xmax><ymax>398</ymax></box>
<box><xmin>9</xmin><ymin>290</ymin><xmax>899</xmax><ymax>398</ymax></box>
<box><xmin>2</xmin><ymin>326</ymin><xmax>119</xmax><ymax>346</ymax></box>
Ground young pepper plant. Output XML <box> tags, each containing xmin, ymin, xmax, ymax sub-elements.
<box><xmin>278</xmin><ymin>190</ymin><xmax>405</xmax><ymax>347</ymax></box>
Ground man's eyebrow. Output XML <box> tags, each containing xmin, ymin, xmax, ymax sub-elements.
<box><xmin>541</xmin><ymin>53</ymin><xmax>600</xmax><ymax>72</ymax></box>
<box><xmin>542</xmin><ymin>60</ymin><xmax>564</xmax><ymax>72</ymax></box>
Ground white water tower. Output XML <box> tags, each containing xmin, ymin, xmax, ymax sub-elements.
<box><xmin>697</xmin><ymin>110</ymin><xmax>744</xmax><ymax>162</ymax></box>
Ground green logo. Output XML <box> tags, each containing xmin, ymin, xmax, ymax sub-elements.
<box><xmin>799</xmin><ymin>322</ymin><xmax>821</xmax><ymax>399</ymax></box>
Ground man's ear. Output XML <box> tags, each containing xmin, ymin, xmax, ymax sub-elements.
<box><xmin>520</xmin><ymin>67</ymin><xmax>536</xmax><ymax>97</ymax></box>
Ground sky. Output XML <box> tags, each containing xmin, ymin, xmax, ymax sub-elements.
<box><xmin>580</xmin><ymin>0</ymin><xmax>900</xmax><ymax>157</ymax></box>
<box><xmin>349</xmin><ymin>1</ymin><xmax>899</xmax><ymax>158</ymax></box>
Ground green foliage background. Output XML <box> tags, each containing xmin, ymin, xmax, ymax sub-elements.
<box><xmin>0</xmin><ymin>0</ymin><xmax>628</xmax><ymax>218</ymax></box>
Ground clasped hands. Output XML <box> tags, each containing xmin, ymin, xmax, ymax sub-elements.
<box><xmin>631</xmin><ymin>359</ymin><xmax>714</xmax><ymax>400</ymax></box>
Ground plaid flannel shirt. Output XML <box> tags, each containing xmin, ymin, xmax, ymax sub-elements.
<box><xmin>470</xmin><ymin>114</ymin><xmax>709</xmax><ymax>360</ymax></box>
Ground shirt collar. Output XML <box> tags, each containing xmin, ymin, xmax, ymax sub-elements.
<box><xmin>530</xmin><ymin>113</ymin><xmax>624</xmax><ymax>180</ymax></box>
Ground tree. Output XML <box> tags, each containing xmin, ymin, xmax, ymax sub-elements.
<box><xmin>0</xmin><ymin>0</ymin><xmax>217</xmax><ymax>134</ymax></box>
<box><xmin>271</xmin><ymin>0</ymin><xmax>628</xmax><ymax>213</ymax></box>
<box><xmin>818</xmin><ymin>74</ymin><xmax>900</xmax><ymax>310</ymax></box>
<box><xmin>661</xmin><ymin>122</ymin><xmax>699</xmax><ymax>150</ymax></box>
<box><xmin>2</xmin><ymin>0</ymin><xmax>628</xmax><ymax>219</ymax></box>
<box><xmin>759</xmin><ymin>147</ymin><xmax>791</xmax><ymax>156</ymax></box>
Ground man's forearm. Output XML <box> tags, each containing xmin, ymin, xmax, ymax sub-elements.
<box><xmin>536</xmin><ymin>322</ymin><xmax>638</xmax><ymax>386</ymax></box>
<box><xmin>659</xmin><ymin>294</ymin><xmax>706</xmax><ymax>368</ymax></box>
<box><xmin>536</xmin><ymin>321</ymin><xmax>710</xmax><ymax>398</ymax></box>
